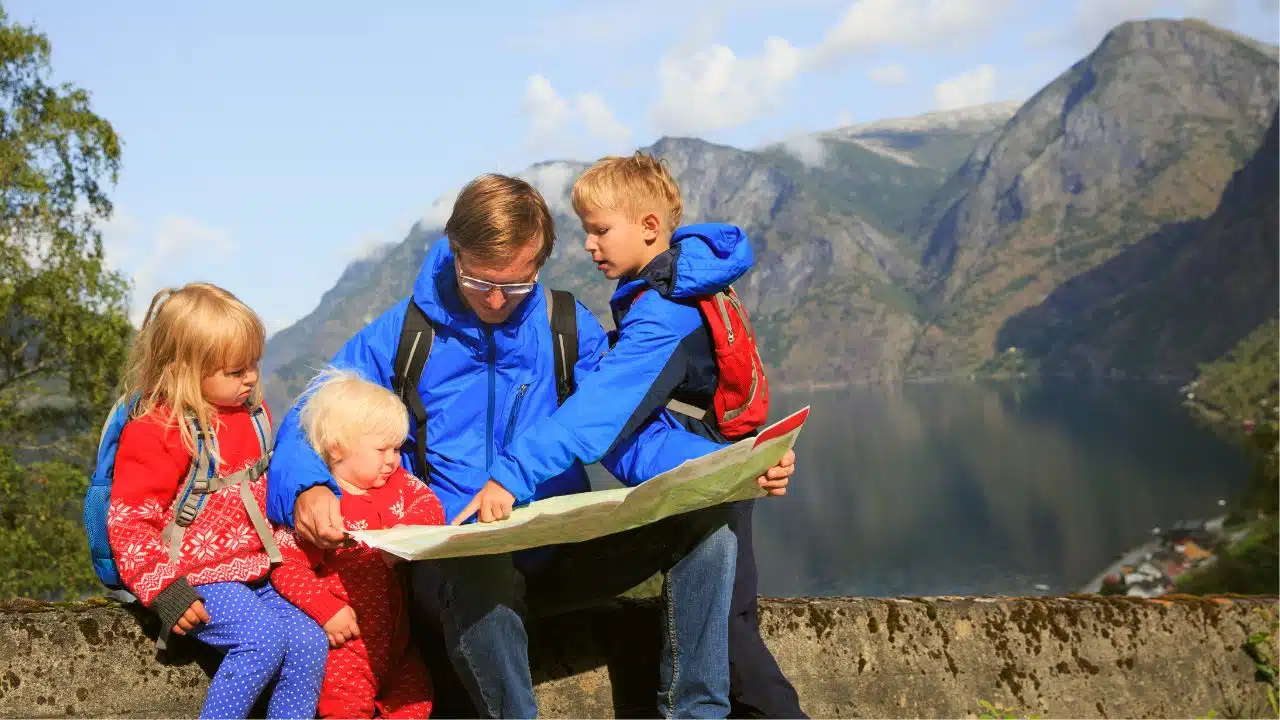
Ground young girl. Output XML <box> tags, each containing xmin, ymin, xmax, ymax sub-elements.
<box><xmin>106</xmin><ymin>282</ymin><xmax>328</xmax><ymax>719</ymax></box>
<box><xmin>270</xmin><ymin>368</ymin><xmax>444</xmax><ymax>719</ymax></box>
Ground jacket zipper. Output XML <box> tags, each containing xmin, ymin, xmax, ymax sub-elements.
<box><xmin>503</xmin><ymin>384</ymin><xmax>530</xmax><ymax>447</ymax></box>
<box><xmin>486</xmin><ymin>329</ymin><xmax>496</xmax><ymax>469</ymax></box>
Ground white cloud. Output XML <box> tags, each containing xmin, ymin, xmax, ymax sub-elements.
<box><xmin>867</xmin><ymin>62</ymin><xmax>909</xmax><ymax>86</ymax></box>
<box><xmin>520</xmin><ymin>75</ymin><xmax>631</xmax><ymax>153</ymax></box>
<box><xmin>935</xmin><ymin>64</ymin><xmax>997</xmax><ymax>110</ymax></box>
<box><xmin>577</xmin><ymin>93</ymin><xmax>631</xmax><ymax>147</ymax></box>
<box><xmin>522</xmin><ymin>74</ymin><xmax>571</xmax><ymax>151</ymax></box>
<box><xmin>99</xmin><ymin>213</ymin><xmax>236</xmax><ymax>325</ymax></box>
<box><xmin>99</xmin><ymin>211</ymin><xmax>141</xmax><ymax>272</ymax></box>
<box><xmin>814</xmin><ymin>0</ymin><xmax>1018</xmax><ymax>63</ymax></box>
<box><xmin>651</xmin><ymin>36</ymin><xmax>803</xmax><ymax>135</ymax></box>
<box><xmin>349</xmin><ymin>232</ymin><xmax>391</xmax><ymax>262</ymax></box>
<box><xmin>518</xmin><ymin>162</ymin><xmax>578</xmax><ymax>216</ymax></box>
<box><xmin>781</xmin><ymin>132</ymin><xmax>829</xmax><ymax>167</ymax></box>
<box><xmin>837</xmin><ymin>110</ymin><xmax>857</xmax><ymax>127</ymax></box>
<box><xmin>649</xmin><ymin>0</ymin><xmax>1016</xmax><ymax>136</ymax></box>
<box><xmin>421</xmin><ymin>187</ymin><xmax>460</xmax><ymax>229</ymax></box>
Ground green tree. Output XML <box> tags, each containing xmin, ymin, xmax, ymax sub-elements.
<box><xmin>0</xmin><ymin>3</ymin><xmax>131</xmax><ymax>600</ymax></box>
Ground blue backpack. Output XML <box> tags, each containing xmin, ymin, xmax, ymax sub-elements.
<box><xmin>83</xmin><ymin>395</ymin><xmax>281</xmax><ymax>601</ymax></box>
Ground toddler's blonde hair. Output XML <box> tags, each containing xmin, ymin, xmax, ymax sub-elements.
<box><xmin>299</xmin><ymin>367</ymin><xmax>409</xmax><ymax>464</ymax></box>
<box><xmin>120</xmin><ymin>282</ymin><xmax>266</xmax><ymax>463</ymax></box>
<box><xmin>571</xmin><ymin>152</ymin><xmax>684</xmax><ymax>236</ymax></box>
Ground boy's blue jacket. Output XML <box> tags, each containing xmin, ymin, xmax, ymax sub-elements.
<box><xmin>265</xmin><ymin>226</ymin><xmax>746</xmax><ymax>526</ymax></box>
<box><xmin>486</xmin><ymin>222</ymin><xmax>753</xmax><ymax>501</ymax></box>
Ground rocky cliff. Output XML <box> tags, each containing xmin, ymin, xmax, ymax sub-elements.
<box><xmin>995</xmin><ymin>110</ymin><xmax>1279</xmax><ymax>378</ymax></box>
<box><xmin>907</xmin><ymin>20</ymin><xmax>1278</xmax><ymax>376</ymax></box>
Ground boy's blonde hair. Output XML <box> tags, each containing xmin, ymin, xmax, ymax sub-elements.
<box><xmin>121</xmin><ymin>282</ymin><xmax>266</xmax><ymax>462</ymax></box>
<box><xmin>446</xmin><ymin>173</ymin><xmax>555</xmax><ymax>267</ymax></box>
<box><xmin>571</xmin><ymin>152</ymin><xmax>684</xmax><ymax>235</ymax></box>
<box><xmin>299</xmin><ymin>367</ymin><xmax>409</xmax><ymax>464</ymax></box>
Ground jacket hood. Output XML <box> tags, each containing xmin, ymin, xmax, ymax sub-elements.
<box><xmin>613</xmin><ymin>223</ymin><xmax>752</xmax><ymax>306</ymax></box>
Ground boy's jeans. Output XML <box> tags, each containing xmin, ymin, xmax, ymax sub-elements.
<box><xmin>409</xmin><ymin>505</ymin><xmax>737</xmax><ymax>719</ymax></box>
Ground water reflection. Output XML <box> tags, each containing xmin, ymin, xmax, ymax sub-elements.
<box><xmin>750</xmin><ymin>380</ymin><xmax>1249</xmax><ymax>597</ymax></box>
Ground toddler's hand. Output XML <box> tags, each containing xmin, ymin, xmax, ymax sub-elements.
<box><xmin>172</xmin><ymin>599</ymin><xmax>210</xmax><ymax>635</ymax></box>
<box><xmin>324</xmin><ymin>605</ymin><xmax>360</xmax><ymax>649</ymax></box>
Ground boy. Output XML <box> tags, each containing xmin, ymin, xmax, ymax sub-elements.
<box><xmin>466</xmin><ymin>152</ymin><xmax>805</xmax><ymax>718</ymax></box>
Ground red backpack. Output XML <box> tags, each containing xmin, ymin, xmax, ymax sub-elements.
<box><xmin>635</xmin><ymin>286</ymin><xmax>770</xmax><ymax>439</ymax></box>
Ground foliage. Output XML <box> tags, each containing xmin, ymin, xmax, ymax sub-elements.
<box><xmin>1178</xmin><ymin>320</ymin><xmax>1280</xmax><ymax>596</ymax></box>
<box><xmin>1243</xmin><ymin>608</ymin><xmax>1279</xmax><ymax>717</ymax></box>
<box><xmin>1191</xmin><ymin>320</ymin><xmax>1280</xmax><ymax>427</ymax></box>
<box><xmin>0</xmin><ymin>4</ymin><xmax>131</xmax><ymax>600</ymax></box>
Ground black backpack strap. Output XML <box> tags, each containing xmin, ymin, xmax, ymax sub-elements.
<box><xmin>392</xmin><ymin>299</ymin><xmax>434</xmax><ymax>481</ymax></box>
<box><xmin>544</xmin><ymin>286</ymin><xmax>578</xmax><ymax>406</ymax></box>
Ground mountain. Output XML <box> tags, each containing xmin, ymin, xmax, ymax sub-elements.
<box><xmin>261</xmin><ymin>18</ymin><xmax>1278</xmax><ymax>411</ymax></box>
<box><xmin>994</xmin><ymin>110</ymin><xmax>1279</xmax><ymax>378</ymax></box>
<box><xmin>905</xmin><ymin>19</ymin><xmax>1278</xmax><ymax>376</ymax></box>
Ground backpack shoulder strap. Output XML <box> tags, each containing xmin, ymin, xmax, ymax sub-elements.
<box><xmin>161</xmin><ymin>416</ymin><xmax>217</xmax><ymax>562</ymax></box>
<box><xmin>544</xmin><ymin>286</ymin><xmax>578</xmax><ymax>406</ymax></box>
<box><xmin>249</xmin><ymin>403</ymin><xmax>273</xmax><ymax>454</ymax></box>
<box><xmin>393</xmin><ymin>299</ymin><xmax>434</xmax><ymax>480</ymax></box>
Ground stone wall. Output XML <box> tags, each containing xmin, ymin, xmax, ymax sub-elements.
<box><xmin>1</xmin><ymin>595</ymin><xmax>1276</xmax><ymax>718</ymax></box>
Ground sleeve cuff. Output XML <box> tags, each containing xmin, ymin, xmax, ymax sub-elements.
<box><xmin>151</xmin><ymin>577</ymin><xmax>202</xmax><ymax>631</ymax></box>
<box><xmin>488</xmin><ymin>459</ymin><xmax>534</xmax><ymax>503</ymax></box>
<box><xmin>311</xmin><ymin>593</ymin><xmax>348</xmax><ymax>627</ymax></box>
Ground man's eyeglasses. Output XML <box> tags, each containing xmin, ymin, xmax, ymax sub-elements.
<box><xmin>456</xmin><ymin>269</ymin><xmax>538</xmax><ymax>296</ymax></box>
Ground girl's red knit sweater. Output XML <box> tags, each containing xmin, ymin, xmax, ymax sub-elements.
<box><xmin>106</xmin><ymin>404</ymin><xmax>276</xmax><ymax>629</ymax></box>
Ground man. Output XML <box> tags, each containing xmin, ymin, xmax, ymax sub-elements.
<box><xmin>266</xmin><ymin>174</ymin><xmax>796</xmax><ymax>718</ymax></box>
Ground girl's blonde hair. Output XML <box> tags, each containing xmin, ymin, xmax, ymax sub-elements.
<box><xmin>121</xmin><ymin>282</ymin><xmax>266</xmax><ymax>462</ymax></box>
<box><xmin>298</xmin><ymin>367</ymin><xmax>409</xmax><ymax>464</ymax></box>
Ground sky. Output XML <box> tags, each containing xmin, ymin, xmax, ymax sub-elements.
<box><xmin>5</xmin><ymin>0</ymin><xmax>1277</xmax><ymax>334</ymax></box>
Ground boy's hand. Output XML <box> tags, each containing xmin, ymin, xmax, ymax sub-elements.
<box><xmin>451</xmin><ymin>480</ymin><xmax>515</xmax><ymax>525</ymax></box>
<box><xmin>324</xmin><ymin>605</ymin><xmax>360</xmax><ymax>649</ymax></box>
<box><xmin>296</xmin><ymin>485</ymin><xmax>348</xmax><ymax>549</ymax></box>
<box><xmin>756</xmin><ymin>449</ymin><xmax>795</xmax><ymax>497</ymax></box>
<box><xmin>171</xmin><ymin>599</ymin><xmax>210</xmax><ymax>635</ymax></box>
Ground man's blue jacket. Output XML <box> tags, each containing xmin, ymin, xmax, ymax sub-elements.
<box><xmin>265</xmin><ymin>227</ymin><xmax>745</xmax><ymax>526</ymax></box>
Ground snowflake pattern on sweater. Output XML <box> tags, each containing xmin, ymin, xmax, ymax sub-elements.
<box><xmin>106</xmin><ymin>405</ymin><xmax>277</xmax><ymax>607</ymax></box>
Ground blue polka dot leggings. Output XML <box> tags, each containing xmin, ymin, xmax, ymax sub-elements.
<box><xmin>189</xmin><ymin>580</ymin><xmax>329</xmax><ymax>719</ymax></box>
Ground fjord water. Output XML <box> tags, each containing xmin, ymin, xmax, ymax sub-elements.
<box><xmin>749</xmin><ymin>380</ymin><xmax>1249</xmax><ymax>598</ymax></box>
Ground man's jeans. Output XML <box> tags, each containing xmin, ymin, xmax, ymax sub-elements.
<box><xmin>409</xmin><ymin>505</ymin><xmax>737</xmax><ymax>718</ymax></box>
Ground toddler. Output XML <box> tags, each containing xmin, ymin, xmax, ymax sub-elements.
<box><xmin>271</xmin><ymin>367</ymin><xmax>443</xmax><ymax>718</ymax></box>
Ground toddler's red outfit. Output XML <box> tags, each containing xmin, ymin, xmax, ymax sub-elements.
<box><xmin>272</xmin><ymin>466</ymin><xmax>445</xmax><ymax>718</ymax></box>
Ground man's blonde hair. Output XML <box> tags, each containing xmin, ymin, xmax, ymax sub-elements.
<box><xmin>299</xmin><ymin>367</ymin><xmax>409</xmax><ymax>464</ymax></box>
<box><xmin>571</xmin><ymin>152</ymin><xmax>683</xmax><ymax>235</ymax></box>
<box><xmin>120</xmin><ymin>282</ymin><xmax>266</xmax><ymax>464</ymax></box>
<box><xmin>446</xmin><ymin>173</ymin><xmax>555</xmax><ymax>267</ymax></box>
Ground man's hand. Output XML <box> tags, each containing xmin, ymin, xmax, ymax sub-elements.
<box><xmin>323</xmin><ymin>605</ymin><xmax>360</xmax><ymax>649</ymax></box>
<box><xmin>171</xmin><ymin>599</ymin><xmax>210</xmax><ymax>636</ymax></box>
<box><xmin>295</xmin><ymin>485</ymin><xmax>347</xmax><ymax>549</ymax></box>
<box><xmin>756</xmin><ymin>449</ymin><xmax>795</xmax><ymax>497</ymax></box>
<box><xmin>451</xmin><ymin>480</ymin><xmax>516</xmax><ymax>526</ymax></box>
